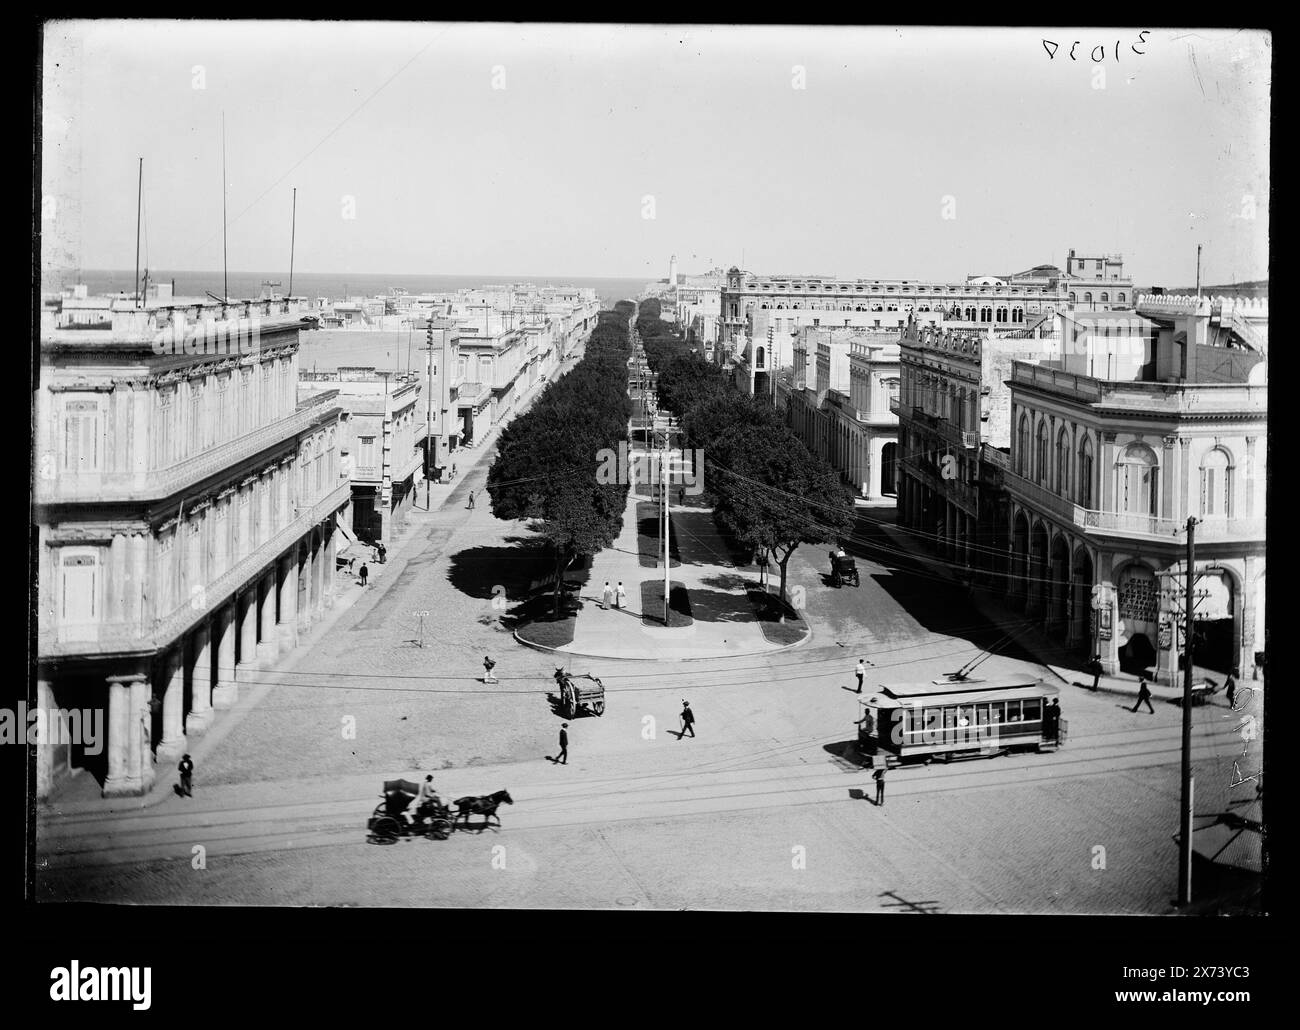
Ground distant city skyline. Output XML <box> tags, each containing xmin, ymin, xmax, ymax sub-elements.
<box><xmin>41</xmin><ymin>23</ymin><xmax>1271</xmax><ymax>286</ymax></box>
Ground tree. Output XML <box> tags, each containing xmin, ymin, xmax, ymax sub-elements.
<box><xmin>708</xmin><ymin>422</ymin><xmax>855</xmax><ymax>609</ymax></box>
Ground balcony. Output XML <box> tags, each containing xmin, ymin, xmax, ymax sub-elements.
<box><xmin>1005</xmin><ymin>470</ymin><xmax>1266</xmax><ymax>543</ymax></box>
<box><xmin>39</xmin><ymin>478</ymin><xmax>353</xmax><ymax>659</ymax></box>
<box><xmin>899</xmin><ymin>456</ymin><xmax>978</xmax><ymax>513</ymax></box>
<box><xmin>37</xmin><ymin>395</ymin><xmax>342</xmax><ymax>506</ymax></box>
<box><xmin>1011</xmin><ymin>362</ymin><xmax>1267</xmax><ymax>414</ymax></box>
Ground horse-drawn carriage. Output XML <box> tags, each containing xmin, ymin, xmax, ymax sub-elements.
<box><xmin>367</xmin><ymin>778</ymin><xmax>453</xmax><ymax>843</ymax></box>
<box><xmin>554</xmin><ymin>668</ymin><xmax>606</xmax><ymax>719</ymax></box>
<box><xmin>366</xmin><ymin>779</ymin><xmax>513</xmax><ymax>844</ymax></box>
<box><xmin>829</xmin><ymin>550</ymin><xmax>860</xmax><ymax>588</ymax></box>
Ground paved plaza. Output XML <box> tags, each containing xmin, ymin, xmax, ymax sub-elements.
<box><xmin>36</xmin><ymin>444</ymin><xmax>1263</xmax><ymax>911</ymax></box>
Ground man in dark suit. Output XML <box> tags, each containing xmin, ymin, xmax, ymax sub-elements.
<box><xmin>178</xmin><ymin>754</ymin><xmax>194</xmax><ymax>797</ymax></box>
<box><xmin>1131</xmin><ymin>679</ymin><xmax>1155</xmax><ymax>714</ymax></box>
<box><xmin>555</xmin><ymin>723</ymin><xmax>569</xmax><ymax>765</ymax></box>
<box><xmin>873</xmin><ymin>766</ymin><xmax>886</xmax><ymax>807</ymax></box>
<box><xmin>679</xmin><ymin>701</ymin><xmax>695</xmax><ymax>739</ymax></box>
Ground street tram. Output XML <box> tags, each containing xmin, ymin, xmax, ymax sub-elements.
<box><xmin>856</xmin><ymin>673</ymin><xmax>1065</xmax><ymax>768</ymax></box>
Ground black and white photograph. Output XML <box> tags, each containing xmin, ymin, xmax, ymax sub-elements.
<box><xmin>29</xmin><ymin>19</ymin><xmax>1270</xmax><ymax>958</ymax></box>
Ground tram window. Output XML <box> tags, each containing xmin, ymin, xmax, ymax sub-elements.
<box><xmin>1005</xmin><ymin>700</ymin><xmax>1022</xmax><ymax>722</ymax></box>
<box><xmin>988</xmin><ymin>702</ymin><xmax>1004</xmax><ymax>722</ymax></box>
<box><xmin>956</xmin><ymin>707</ymin><xmax>970</xmax><ymax>727</ymax></box>
<box><xmin>943</xmin><ymin>708</ymin><xmax>957</xmax><ymax>728</ymax></box>
<box><xmin>975</xmin><ymin>704</ymin><xmax>991</xmax><ymax>725</ymax></box>
<box><xmin>1022</xmin><ymin>698</ymin><xmax>1042</xmax><ymax>722</ymax></box>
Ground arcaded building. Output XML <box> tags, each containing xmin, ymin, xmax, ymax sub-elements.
<box><xmin>1003</xmin><ymin>294</ymin><xmax>1267</xmax><ymax>682</ymax></box>
<box><xmin>34</xmin><ymin>296</ymin><xmax>350</xmax><ymax>798</ymax></box>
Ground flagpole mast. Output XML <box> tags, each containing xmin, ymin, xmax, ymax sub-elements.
<box><xmin>134</xmin><ymin>158</ymin><xmax>143</xmax><ymax>307</ymax></box>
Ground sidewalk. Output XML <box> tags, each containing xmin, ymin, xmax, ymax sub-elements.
<box><xmin>40</xmin><ymin>349</ymin><xmax>567</xmax><ymax>815</ymax></box>
<box><xmin>876</xmin><ymin>517</ymin><xmax>1251</xmax><ymax>710</ymax></box>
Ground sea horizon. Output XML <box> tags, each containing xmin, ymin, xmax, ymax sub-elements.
<box><xmin>48</xmin><ymin>269</ymin><xmax>655</xmax><ymax>310</ymax></box>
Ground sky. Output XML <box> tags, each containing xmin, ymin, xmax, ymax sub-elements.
<box><xmin>40</xmin><ymin>22</ymin><xmax>1271</xmax><ymax>286</ymax></box>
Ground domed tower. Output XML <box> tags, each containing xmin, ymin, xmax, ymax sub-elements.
<box><xmin>669</xmin><ymin>254</ymin><xmax>679</xmax><ymax>287</ymax></box>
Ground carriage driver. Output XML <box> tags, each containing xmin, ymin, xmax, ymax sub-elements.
<box><xmin>414</xmin><ymin>775</ymin><xmax>441</xmax><ymax>823</ymax></box>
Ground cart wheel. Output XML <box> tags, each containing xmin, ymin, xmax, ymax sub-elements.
<box><xmin>429</xmin><ymin>818</ymin><xmax>452</xmax><ymax>841</ymax></box>
<box><xmin>593</xmin><ymin>700</ymin><xmax>605</xmax><ymax>716</ymax></box>
<box><xmin>369</xmin><ymin>816</ymin><xmax>401</xmax><ymax>844</ymax></box>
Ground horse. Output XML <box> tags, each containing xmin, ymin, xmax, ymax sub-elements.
<box><xmin>452</xmin><ymin>790</ymin><xmax>514</xmax><ymax>831</ymax></box>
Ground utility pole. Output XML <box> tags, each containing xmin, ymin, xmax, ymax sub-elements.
<box><xmin>662</xmin><ymin>425</ymin><xmax>670</xmax><ymax>626</ymax></box>
<box><xmin>134</xmin><ymin>158</ymin><xmax>143</xmax><ymax>307</ymax></box>
<box><xmin>1178</xmin><ymin>516</ymin><xmax>1197</xmax><ymax>906</ymax></box>
<box><xmin>424</xmin><ymin>320</ymin><xmax>434</xmax><ymax>509</ymax></box>
<box><xmin>1195</xmin><ymin>245</ymin><xmax>1202</xmax><ymax>300</ymax></box>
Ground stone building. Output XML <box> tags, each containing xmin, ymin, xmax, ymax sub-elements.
<box><xmin>34</xmin><ymin>296</ymin><xmax>350</xmax><ymax>798</ymax></box>
<box><xmin>894</xmin><ymin>319</ymin><xmax>1059</xmax><ymax>580</ymax></box>
<box><xmin>1003</xmin><ymin>293</ymin><xmax>1267</xmax><ymax>682</ymax></box>
<box><xmin>781</xmin><ymin>328</ymin><xmax>901</xmax><ymax>500</ymax></box>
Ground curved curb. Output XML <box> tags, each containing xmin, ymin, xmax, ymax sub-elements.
<box><xmin>513</xmin><ymin>619</ymin><xmax>814</xmax><ymax>663</ymax></box>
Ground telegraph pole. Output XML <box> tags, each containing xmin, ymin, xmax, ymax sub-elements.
<box><xmin>1177</xmin><ymin>516</ymin><xmax>1197</xmax><ymax>906</ymax></box>
<box><xmin>424</xmin><ymin>320</ymin><xmax>434</xmax><ymax>509</ymax></box>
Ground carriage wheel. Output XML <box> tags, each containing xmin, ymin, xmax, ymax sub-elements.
<box><xmin>429</xmin><ymin>818</ymin><xmax>452</xmax><ymax>840</ymax></box>
<box><xmin>592</xmin><ymin>699</ymin><xmax>605</xmax><ymax>716</ymax></box>
<box><xmin>369</xmin><ymin>816</ymin><xmax>401</xmax><ymax>844</ymax></box>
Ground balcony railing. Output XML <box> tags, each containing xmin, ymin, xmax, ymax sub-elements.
<box><xmin>1005</xmin><ymin>470</ymin><xmax>1265</xmax><ymax>542</ymax></box>
<box><xmin>1012</xmin><ymin>362</ymin><xmax>1267</xmax><ymax>413</ymax></box>
<box><xmin>36</xmin><ymin>396</ymin><xmax>342</xmax><ymax>506</ymax></box>
<box><xmin>39</xmin><ymin>478</ymin><xmax>353</xmax><ymax>659</ymax></box>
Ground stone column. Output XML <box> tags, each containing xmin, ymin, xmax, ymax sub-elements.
<box><xmin>312</xmin><ymin>533</ymin><xmax>325</xmax><ymax>621</ymax></box>
<box><xmin>156</xmin><ymin>646</ymin><xmax>187</xmax><ymax>763</ymax></box>
<box><xmin>1101</xmin><ymin>433</ymin><xmax>1116</xmax><ymax>512</ymax></box>
<box><xmin>104</xmin><ymin>672</ymin><xmax>155</xmax><ymax>798</ymax></box>
<box><xmin>257</xmin><ymin>570</ymin><xmax>279</xmax><ymax>661</ymax></box>
<box><xmin>34</xmin><ymin>676</ymin><xmax>56</xmax><ymax>799</ymax></box>
<box><xmin>277</xmin><ymin>553</ymin><xmax>299</xmax><ymax>653</ymax></box>
<box><xmin>298</xmin><ymin>538</ymin><xmax>314</xmax><ymax>635</ymax></box>
<box><xmin>1244</xmin><ymin>437</ymin><xmax>1256</xmax><ymax>517</ymax></box>
<box><xmin>323</xmin><ymin>524</ymin><xmax>337</xmax><ymax>608</ymax></box>
<box><xmin>185</xmin><ymin>621</ymin><xmax>214</xmax><ymax>736</ymax></box>
<box><xmin>238</xmin><ymin>586</ymin><xmax>259</xmax><ymax>680</ymax></box>
<box><xmin>212</xmin><ymin>602</ymin><xmax>238</xmax><ymax>708</ymax></box>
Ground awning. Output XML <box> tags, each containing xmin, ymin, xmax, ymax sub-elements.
<box><xmin>335</xmin><ymin>513</ymin><xmax>359</xmax><ymax>556</ymax></box>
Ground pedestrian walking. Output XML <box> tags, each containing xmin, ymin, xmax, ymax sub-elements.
<box><xmin>601</xmin><ymin>581</ymin><xmax>613</xmax><ymax>610</ymax></box>
<box><xmin>1088</xmin><ymin>653</ymin><xmax>1103</xmax><ymax>691</ymax></box>
<box><xmin>678</xmin><ymin>486</ymin><xmax>685</xmax><ymax>506</ymax></box>
<box><xmin>376</xmin><ymin>542</ymin><xmax>386</xmax><ymax>564</ymax></box>
<box><xmin>555</xmin><ymin>723</ymin><xmax>569</xmax><ymax>765</ymax></box>
<box><xmin>467</xmin><ymin>490</ymin><xmax>476</xmax><ymax>510</ymax></box>
<box><xmin>483</xmin><ymin>656</ymin><xmax>498</xmax><ymax>684</ymax></box>
<box><xmin>451</xmin><ymin>463</ymin><xmax>457</xmax><ymax>480</ymax></box>
<box><xmin>359</xmin><ymin>563</ymin><xmax>369</xmax><ymax>587</ymax></box>
<box><xmin>872</xmin><ymin>766</ymin><xmax>886</xmax><ymax>807</ymax></box>
<box><xmin>178</xmin><ymin>754</ymin><xmax>194</xmax><ymax>797</ymax></box>
<box><xmin>615</xmin><ymin>581</ymin><xmax>627</xmax><ymax>610</ymax></box>
<box><xmin>855</xmin><ymin>658</ymin><xmax>867</xmax><ymax>693</ymax></box>
<box><xmin>1225</xmin><ymin>672</ymin><xmax>1237</xmax><ymax>708</ymax></box>
<box><xmin>1130</xmin><ymin>678</ymin><xmax>1155</xmax><ymax>714</ymax></box>
<box><xmin>679</xmin><ymin>701</ymin><xmax>696</xmax><ymax>739</ymax></box>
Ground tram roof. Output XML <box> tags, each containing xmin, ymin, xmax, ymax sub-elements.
<box><xmin>862</xmin><ymin>674</ymin><xmax>1059</xmax><ymax>706</ymax></box>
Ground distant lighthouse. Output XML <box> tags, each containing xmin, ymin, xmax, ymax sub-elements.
<box><xmin>669</xmin><ymin>254</ymin><xmax>678</xmax><ymax>287</ymax></box>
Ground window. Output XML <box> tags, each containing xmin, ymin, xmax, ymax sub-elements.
<box><xmin>59</xmin><ymin>550</ymin><xmax>99</xmax><ymax>627</ymax></box>
<box><xmin>1035</xmin><ymin>421</ymin><xmax>1048</xmax><ymax>483</ymax></box>
<box><xmin>1017</xmin><ymin>414</ymin><xmax>1030</xmax><ymax>476</ymax></box>
<box><xmin>1055</xmin><ymin>429</ymin><xmax>1070</xmax><ymax>496</ymax></box>
<box><xmin>1200</xmin><ymin>448</ymin><xmax>1233</xmax><ymax>517</ymax></box>
<box><xmin>1083</xmin><ymin>292</ymin><xmax>1092</xmax><ymax>304</ymax></box>
<box><xmin>1077</xmin><ymin>437</ymin><xmax>1094</xmax><ymax>507</ymax></box>
<box><xmin>1022</xmin><ymin>698</ymin><xmax>1042</xmax><ymax>722</ymax></box>
<box><xmin>188</xmin><ymin>382</ymin><xmax>203</xmax><ymax>454</ymax></box>
<box><xmin>1119</xmin><ymin>443</ymin><xmax>1159</xmax><ymax>516</ymax></box>
<box><xmin>1100</xmin><ymin>293</ymin><xmax>1109</xmax><ymax>303</ymax></box>
<box><xmin>358</xmin><ymin>436</ymin><xmax>376</xmax><ymax>470</ymax></box>
<box><xmin>1117</xmin><ymin>292</ymin><xmax>1126</xmax><ymax>303</ymax></box>
<box><xmin>1069</xmin><ymin>293</ymin><xmax>1076</xmax><ymax>304</ymax></box>
<box><xmin>62</xmin><ymin>399</ymin><xmax>102</xmax><ymax>473</ymax></box>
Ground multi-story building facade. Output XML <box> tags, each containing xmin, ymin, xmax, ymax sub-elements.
<box><xmin>35</xmin><ymin>296</ymin><xmax>350</xmax><ymax>798</ymax></box>
<box><xmin>719</xmin><ymin>266</ymin><xmax>1071</xmax><ymax>362</ymax></box>
<box><xmin>1003</xmin><ymin>293</ymin><xmax>1266</xmax><ymax>682</ymax></box>
<box><xmin>894</xmin><ymin>319</ymin><xmax>1060</xmax><ymax>581</ymax></box>
<box><xmin>783</xmin><ymin>329</ymin><xmax>900</xmax><ymax>499</ymax></box>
